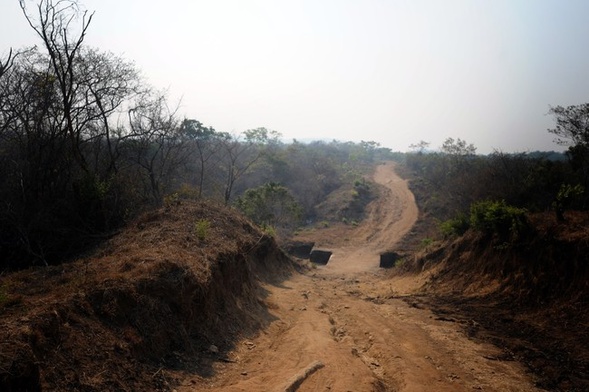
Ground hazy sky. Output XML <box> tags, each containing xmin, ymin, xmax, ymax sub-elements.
<box><xmin>3</xmin><ymin>0</ymin><xmax>589</xmax><ymax>153</ymax></box>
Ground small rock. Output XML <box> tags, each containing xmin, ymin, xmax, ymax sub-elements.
<box><xmin>244</xmin><ymin>341</ymin><xmax>256</xmax><ymax>350</ymax></box>
<box><xmin>208</xmin><ymin>344</ymin><xmax>219</xmax><ymax>354</ymax></box>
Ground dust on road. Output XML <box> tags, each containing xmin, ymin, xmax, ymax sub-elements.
<box><xmin>180</xmin><ymin>162</ymin><xmax>540</xmax><ymax>392</ymax></box>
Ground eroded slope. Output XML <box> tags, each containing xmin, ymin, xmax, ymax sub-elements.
<box><xmin>0</xmin><ymin>200</ymin><xmax>292</xmax><ymax>391</ymax></box>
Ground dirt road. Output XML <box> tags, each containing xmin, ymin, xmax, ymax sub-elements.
<box><xmin>180</xmin><ymin>162</ymin><xmax>541</xmax><ymax>392</ymax></box>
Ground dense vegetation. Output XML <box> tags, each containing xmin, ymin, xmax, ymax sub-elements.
<box><xmin>0</xmin><ymin>0</ymin><xmax>393</xmax><ymax>269</ymax></box>
<box><xmin>405</xmin><ymin>137</ymin><xmax>586</xmax><ymax>238</ymax></box>
<box><xmin>2</xmin><ymin>1</ymin><xmax>589</xmax><ymax>270</ymax></box>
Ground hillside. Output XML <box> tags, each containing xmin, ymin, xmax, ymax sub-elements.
<box><xmin>402</xmin><ymin>211</ymin><xmax>589</xmax><ymax>391</ymax></box>
<box><xmin>2</xmin><ymin>161</ymin><xmax>588</xmax><ymax>391</ymax></box>
<box><xmin>173</xmin><ymin>162</ymin><xmax>542</xmax><ymax>391</ymax></box>
<box><xmin>0</xmin><ymin>200</ymin><xmax>293</xmax><ymax>391</ymax></box>
<box><xmin>388</xmin><ymin>157</ymin><xmax>589</xmax><ymax>391</ymax></box>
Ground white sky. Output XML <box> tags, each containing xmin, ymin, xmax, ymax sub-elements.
<box><xmin>3</xmin><ymin>0</ymin><xmax>589</xmax><ymax>153</ymax></box>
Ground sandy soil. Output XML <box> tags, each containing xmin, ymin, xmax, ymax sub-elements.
<box><xmin>178</xmin><ymin>162</ymin><xmax>541</xmax><ymax>392</ymax></box>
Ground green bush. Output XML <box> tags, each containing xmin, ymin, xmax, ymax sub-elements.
<box><xmin>235</xmin><ymin>182</ymin><xmax>302</xmax><ymax>230</ymax></box>
<box><xmin>439</xmin><ymin>213</ymin><xmax>470</xmax><ymax>237</ymax></box>
<box><xmin>260</xmin><ymin>223</ymin><xmax>276</xmax><ymax>237</ymax></box>
<box><xmin>353</xmin><ymin>178</ymin><xmax>371</xmax><ymax>197</ymax></box>
<box><xmin>553</xmin><ymin>183</ymin><xmax>585</xmax><ymax>221</ymax></box>
<box><xmin>420</xmin><ymin>237</ymin><xmax>434</xmax><ymax>249</ymax></box>
<box><xmin>469</xmin><ymin>200</ymin><xmax>528</xmax><ymax>239</ymax></box>
<box><xmin>194</xmin><ymin>219</ymin><xmax>210</xmax><ymax>241</ymax></box>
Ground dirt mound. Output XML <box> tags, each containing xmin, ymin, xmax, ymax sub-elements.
<box><xmin>0</xmin><ymin>200</ymin><xmax>293</xmax><ymax>391</ymax></box>
<box><xmin>314</xmin><ymin>178</ymin><xmax>376</xmax><ymax>224</ymax></box>
<box><xmin>407</xmin><ymin>210</ymin><xmax>589</xmax><ymax>390</ymax></box>
<box><xmin>414</xmin><ymin>211</ymin><xmax>589</xmax><ymax>303</ymax></box>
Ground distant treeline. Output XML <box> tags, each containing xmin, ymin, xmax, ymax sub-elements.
<box><xmin>405</xmin><ymin>137</ymin><xmax>587</xmax><ymax>224</ymax></box>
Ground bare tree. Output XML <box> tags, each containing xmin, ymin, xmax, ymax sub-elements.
<box><xmin>0</xmin><ymin>48</ymin><xmax>16</xmax><ymax>80</ymax></box>
<box><xmin>219</xmin><ymin>128</ymin><xmax>279</xmax><ymax>204</ymax></box>
<box><xmin>0</xmin><ymin>1</ymin><xmax>145</xmax><ymax>266</ymax></box>
<box><xmin>124</xmin><ymin>92</ymin><xmax>188</xmax><ymax>205</ymax></box>
<box><xmin>548</xmin><ymin>104</ymin><xmax>589</xmax><ymax>184</ymax></box>
<box><xmin>409</xmin><ymin>140</ymin><xmax>430</xmax><ymax>154</ymax></box>
<box><xmin>20</xmin><ymin>0</ymin><xmax>94</xmax><ymax>172</ymax></box>
<box><xmin>74</xmin><ymin>47</ymin><xmax>143</xmax><ymax>175</ymax></box>
<box><xmin>0</xmin><ymin>48</ymin><xmax>20</xmax><ymax>136</ymax></box>
<box><xmin>179</xmin><ymin>119</ymin><xmax>222</xmax><ymax>198</ymax></box>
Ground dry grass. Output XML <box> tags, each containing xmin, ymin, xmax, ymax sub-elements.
<box><xmin>401</xmin><ymin>210</ymin><xmax>589</xmax><ymax>391</ymax></box>
<box><xmin>0</xmin><ymin>200</ymin><xmax>293</xmax><ymax>391</ymax></box>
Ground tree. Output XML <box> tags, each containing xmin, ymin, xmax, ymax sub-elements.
<box><xmin>20</xmin><ymin>0</ymin><xmax>94</xmax><ymax>172</ymax></box>
<box><xmin>124</xmin><ymin>92</ymin><xmax>187</xmax><ymax>205</ymax></box>
<box><xmin>0</xmin><ymin>48</ymin><xmax>21</xmax><ymax>135</ymax></box>
<box><xmin>548</xmin><ymin>104</ymin><xmax>589</xmax><ymax>147</ymax></box>
<box><xmin>235</xmin><ymin>182</ymin><xmax>302</xmax><ymax>234</ymax></box>
<box><xmin>74</xmin><ymin>47</ymin><xmax>143</xmax><ymax>176</ymax></box>
<box><xmin>345</xmin><ymin>140</ymin><xmax>382</xmax><ymax>167</ymax></box>
<box><xmin>441</xmin><ymin>137</ymin><xmax>477</xmax><ymax>156</ymax></box>
<box><xmin>179</xmin><ymin>119</ymin><xmax>221</xmax><ymax>198</ymax></box>
<box><xmin>0</xmin><ymin>48</ymin><xmax>71</xmax><ymax>206</ymax></box>
<box><xmin>1</xmin><ymin>0</ymin><xmax>161</xmax><ymax>266</ymax></box>
<box><xmin>243</xmin><ymin>127</ymin><xmax>281</xmax><ymax>145</ymax></box>
<box><xmin>548</xmin><ymin>104</ymin><xmax>589</xmax><ymax>188</ymax></box>
<box><xmin>219</xmin><ymin>128</ymin><xmax>280</xmax><ymax>204</ymax></box>
<box><xmin>409</xmin><ymin>140</ymin><xmax>430</xmax><ymax>154</ymax></box>
<box><xmin>0</xmin><ymin>48</ymin><xmax>16</xmax><ymax>80</ymax></box>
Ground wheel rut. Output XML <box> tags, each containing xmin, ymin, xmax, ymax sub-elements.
<box><xmin>179</xmin><ymin>162</ymin><xmax>541</xmax><ymax>392</ymax></box>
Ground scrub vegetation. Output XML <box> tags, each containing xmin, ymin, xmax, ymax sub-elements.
<box><xmin>2</xmin><ymin>1</ymin><xmax>589</xmax><ymax>391</ymax></box>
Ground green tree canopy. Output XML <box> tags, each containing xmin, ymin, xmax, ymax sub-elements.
<box><xmin>235</xmin><ymin>182</ymin><xmax>302</xmax><ymax>233</ymax></box>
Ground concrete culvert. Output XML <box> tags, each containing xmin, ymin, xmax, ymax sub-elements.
<box><xmin>310</xmin><ymin>250</ymin><xmax>332</xmax><ymax>265</ymax></box>
<box><xmin>380</xmin><ymin>252</ymin><xmax>401</xmax><ymax>268</ymax></box>
<box><xmin>283</xmin><ymin>241</ymin><xmax>315</xmax><ymax>259</ymax></box>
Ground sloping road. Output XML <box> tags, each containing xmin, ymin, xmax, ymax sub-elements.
<box><xmin>180</xmin><ymin>162</ymin><xmax>540</xmax><ymax>392</ymax></box>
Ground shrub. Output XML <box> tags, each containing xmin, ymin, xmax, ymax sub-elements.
<box><xmin>420</xmin><ymin>237</ymin><xmax>434</xmax><ymax>249</ymax></box>
<box><xmin>177</xmin><ymin>183</ymin><xmax>200</xmax><ymax>200</ymax></box>
<box><xmin>353</xmin><ymin>178</ymin><xmax>371</xmax><ymax>198</ymax></box>
<box><xmin>235</xmin><ymin>182</ymin><xmax>302</xmax><ymax>230</ymax></box>
<box><xmin>319</xmin><ymin>221</ymin><xmax>330</xmax><ymax>228</ymax></box>
<box><xmin>553</xmin><ymin>183</ymin><xmax>585</xmax><ymax>221</ymax></box>
<box><xmin>194</xmin><ymin>219</ymin><xmax>210</xmax><ymax>241</ymax></box>
<box><xmin>439</xmin><ymin>213</ymin><xmax>470</xmax><ymax>237</ymax></box>
<box><xmin>261</xmin><ymin>224</ymin><xmax>276</xmax><ymax>237</ymax></box>
<box><xmin>164</xmin><ymin>193</ymin><xmax>180</xmax><ymax>206</ymax></box>
<box><xmin>470</xmin><ymin>200</ymin><xmax>528</xmax><ymax>239</ymax></box>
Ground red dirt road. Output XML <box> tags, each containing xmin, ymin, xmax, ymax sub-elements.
<box><xmin>179</xmin><ymin>162</ymin><xmax>541</xmax><ymax>392</ymax></box>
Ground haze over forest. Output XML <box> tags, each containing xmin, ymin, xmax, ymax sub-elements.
<box><xmin>2</xmin><ymin>0</ymin><xmax>589</xmax><ymax>153</ymax></box>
